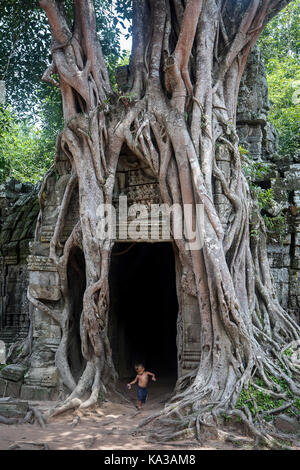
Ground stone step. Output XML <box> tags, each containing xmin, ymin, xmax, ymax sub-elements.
<box><xmin>0</xmin><ymin>364</ymin><xmax>27</xmax><ymax>382</ymax></box>
<box><xmin>0</xmin><ymin>397</ymin><xmax>29</xmax><ymax>418</ymax></box>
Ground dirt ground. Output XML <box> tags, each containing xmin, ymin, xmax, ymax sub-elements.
<box><xmin>0</xmin><ymin>378</ymin><xmax>295</xmax><ymax>451</ymax></box>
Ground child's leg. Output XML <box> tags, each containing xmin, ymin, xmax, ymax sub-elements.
<box><xmin>137</xmin><ymin>386</ymin><xmax>144</xmax><ymax>409</ymax></box>
<box><xmin>137</xmin><ymin>388</ymin><xmax>147</xmax><ymax>409</ymax></box>
<box><xmin>142</xmin><ymin>388</ymin><xmax>148</xmax><ymax>406</ymax></box>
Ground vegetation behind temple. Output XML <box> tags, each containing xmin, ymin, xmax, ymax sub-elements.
<box><xmin>258</xmin><ymin>0</ymin><xmax>300</xmax><ymax>157</ymax></box>
<box><xmin>0</xmin><ymin>0</ymin><xmax>130</xmax><ymax>183</ymax></box>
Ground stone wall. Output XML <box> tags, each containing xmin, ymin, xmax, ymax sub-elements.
<box><xmin>0</xmin><ymin>180</ymin><xmax>39</xmax><ymax>346</ymax></box>
<box><xmin>237</xmin><ymin>47</ymin><xmax>278</xmax><ymax>161</ymax></box>
<box><xmin>266</xmin><ymin>160</ymin><xmax>300</xmax><ymax>322</ymax></box>
<box><xmin>237</xmin><ymin>46</ymin><xmax>300</xmax><ymax>324</ymax></box>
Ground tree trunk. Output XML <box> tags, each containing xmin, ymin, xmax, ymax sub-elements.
<box><xmin>34</xmin><ymin>0</ymin><xmax>299</xmax><ymax>445</ymax></box>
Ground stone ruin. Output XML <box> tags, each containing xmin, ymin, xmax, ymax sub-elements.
<box><xmin>237</xmin><ymin>47</ymin><xmax>300</xmax><ymax>318</ymax></box>
<box><xmin>0</xmin><ymin>181</ymin><xmax>39</xmax><ymax>346</ymax></box>
<box><xmin>0</xmin><ymin>47</ymin><xmax>299</xmax><ymax>401</ymax></box>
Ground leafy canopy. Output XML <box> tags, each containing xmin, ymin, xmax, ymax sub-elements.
<box><xmin>259</xmin><ymin>0</ymin><xmax>300</xmax><ymax>157</ymax></box>
<box><xmin>0</xmin><ymin>0</ymin><xmax>131</xmax><ymax>183</ymax></box>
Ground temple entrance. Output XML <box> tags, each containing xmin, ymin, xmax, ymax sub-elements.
<box><xmin>67</xmin><ymin>247</ymin><xmax>86</xmax><ymax>382</ymax></box>
<box><xmin>108</xmin><ymin>242</ymin><xmax>178</xmax><ymax>382</ymax></box>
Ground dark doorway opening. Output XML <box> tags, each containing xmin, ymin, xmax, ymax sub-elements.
<box><xmin>67</xmin><ymin>247</ymin><xmax>86</xmax><ymax>382</ymax></box>
<box><xmin>108</xmin><ymin>242</ymin><xmax>178</xmax><ymax>381</ymax></box>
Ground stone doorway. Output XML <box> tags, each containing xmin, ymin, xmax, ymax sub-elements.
<box><xmin>108</xmin><ymin>242</ymin><xmax>179</xmax><ymax>382</ymax></box>
<box><xmin>67</xmin><ymin>247</ymin><xmax>86</xmax><ymax>382</ymax></box>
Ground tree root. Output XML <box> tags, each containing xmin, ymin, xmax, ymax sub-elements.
<box><xmin>30</xmin><ymin>407</ymin><xmax>47</xmax><ymax>429</ymax></box>
<box><xmin>259</xmin><ymin>401</ymin><xmax>295</xmax><ymax>417</ymax></box>
<box><xmin>148</xmin><ymin>440</ymin><xmax>200</xmax><ymax>448</ymax></box>
<box><xmin>48</xmin><ymin>398</ymin><xmax>82</xmax><ymax>418</ymax></box>
<box><xmin>32</xmin><ymin>0</ymin><xmax>300</xmax><ymax>452</ymax></box>
<box><xmin>71</xmin><ymin>414</ymin><xmax>81</xmax><ymax>427</ymax></box>
<box><xmin>137</xmin><ymin>368</ymin><xmax>300</xmax><ymax>450</ymax></box>
<box><xmin>0</xmin><ymin>409</ymin><xmax>35</xmax><ymax>426</ymax></box>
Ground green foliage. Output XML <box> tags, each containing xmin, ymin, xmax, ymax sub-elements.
<box><xmin>283</xmin><ymin>348</ymin><xmax>293</xmax><ymax>358</ymax></box>
<box><xmin>0</xmin><ymin>1</ymin><xmax>132</xmax><ymax>183</ymax></box>
<box><xmin>117</xmin><ymin>50</ymin><xmax>131</xmax><ymax>67</ymax></box>
<box><xmin>254</xmin><ymin>186</ymin><xmax>286</xmax><ymax>239</ymax></box>
<box><xmin>107</xmin><ymin>49</ymin><xmax>131</xmax><ymax>91</ymax></box>
<box><xmin>98</xmin><ymin>388</ymin><xmax>103</xmax><ymax>403</ymax></box>
<box><xmin>0</xmin><ymin>1</ymin><xmax>54</xmax><ymax>116</ymax></box>
<box><xmin>236</xmin><ymin>376</ymin><xmax>300</xmax><ymax>422</ymax></box>
<box><xmin>241</xmin><ymin>157</ymin><xmax>273</xmax><ymax>182</ymax></box>
<box><xmin>0</xmin><ymin>104</ymin><xmax>13</xmax><ymax>136</ymax></box>
<box><xmin>259</xmin><ymin>1</ymin><xmax>300</xmax><ymax>65</ymax></box>
<box><xmin>117</xmin><ymin>91</ymin><xmax>137</xmax><ymax>105</ymax></box>
<box><xmin>242</xmin><ymin>156</ymin><xmax>287</xmax><ymax>239</ymax></box>
<box><xmin>0</xmin><ymin>105</ymin><xmax>54</xmax><ymax>183</ymax></box>
<box><xmin>0</xmin><ymin>104</ymin><xmax>14</xmax><ymax>181</ymax></box>
<box><xmin>238</xmin><ymin>145</ymin><xmax>250</xmax><ymax>157</ymax></box>
<box><xmin>263</xmin><ymin>214</ymin><xmax>286</xmax><ymax>236</ymax></box>
<box><xmin>259</xmin><ymin>0</ymin><xmax>300</xmax><ymax>157</ymax></box>
<box><xmin>0</xmin><ymin>364</ymin><xmax>6</xmax><ymax>371</ymax></box>
<box><xmin>94</xmin><ymin>0</ymin><xmax>130</xmax><ymax>90</ymax></box>
<box><xmin>221</xmin><ymin>412</ymin><xmax>231</xmax><ymax>423</ymax></box>
<box><xmin>39</xmin><ymin>87</ymin><xmax>64</xmax><ymax>139</ymax></box>
<box><xmin>266</xmin><ymin>56</ymin><xmax>300</xmax><ymax>157</ymax></box>
<box><xmin>237</xmin><ymin>381</ymin><xmax>280</xmax><ymax>420</ymax></box>
<box><xmin>0</xmin><ymin>0</ymin><xmax>129</xmax><ymax>116</ymax></box>
<box><xmin>257</xmin><ymin>188</ymin><xmax>275</xmax><ymax>209</ymax></box>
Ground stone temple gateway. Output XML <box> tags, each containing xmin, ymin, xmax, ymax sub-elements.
<box><xmin>0</xmin><ymin>47</ymin><xmax>299</xmax><ymax>400</ymax></box>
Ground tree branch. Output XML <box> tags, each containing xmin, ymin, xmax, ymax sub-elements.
<box><xmin>39</xmin><ymin>0</ymin><xmax>71</xmax><ymax>46</ymax></box>
<box><xmin>165</xmin><ymin>0</ymin><xmax>204</xmax><ymax>113</ymax></box>
<box><xmin>42</xmin><ymin>62</ymin><xmax>60</xmax><ymax>88</ymax></box>
<box><xmin>74</xmin><ymin>0</ymin><xmax>112</xmax><ymax>101</ymax></box>
<box><xmin>174</xmin><ymin>0</ymin><xmax>204</xmax><ymax>70</ymax></box>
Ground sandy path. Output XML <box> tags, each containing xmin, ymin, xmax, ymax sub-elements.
<box><xmin>0</xmin><ymin>378</ymin><xmax>275</xmax><ymax>451</ymax></box>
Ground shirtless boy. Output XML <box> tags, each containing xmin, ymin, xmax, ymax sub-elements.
<box><xmin>127</xmin><ymin>364</ymin><xmax>156</xmax><ymax>410</ymax></box>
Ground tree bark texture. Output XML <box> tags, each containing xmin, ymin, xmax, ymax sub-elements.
<box><xmin>32</xmin><ymin>0</ymin><xmax>299</xmax><ymax>446</ymax></box>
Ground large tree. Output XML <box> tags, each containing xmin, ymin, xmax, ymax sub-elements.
<box><xmin>34</xmin><ymin>0</ymin><xmax>299</xmax><ymax>447</ymax></box>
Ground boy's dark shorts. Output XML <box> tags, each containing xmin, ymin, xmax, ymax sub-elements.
<box><xmin>137</xmin><ymin>386</ymin><xmax>148</xmax><ymax>404</ymax></box>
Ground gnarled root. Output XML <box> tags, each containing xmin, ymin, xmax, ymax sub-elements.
<box><xmin>48</xmin><ymin>398</ymin><xmax>83</xmax><ymax>418</ymax></box>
